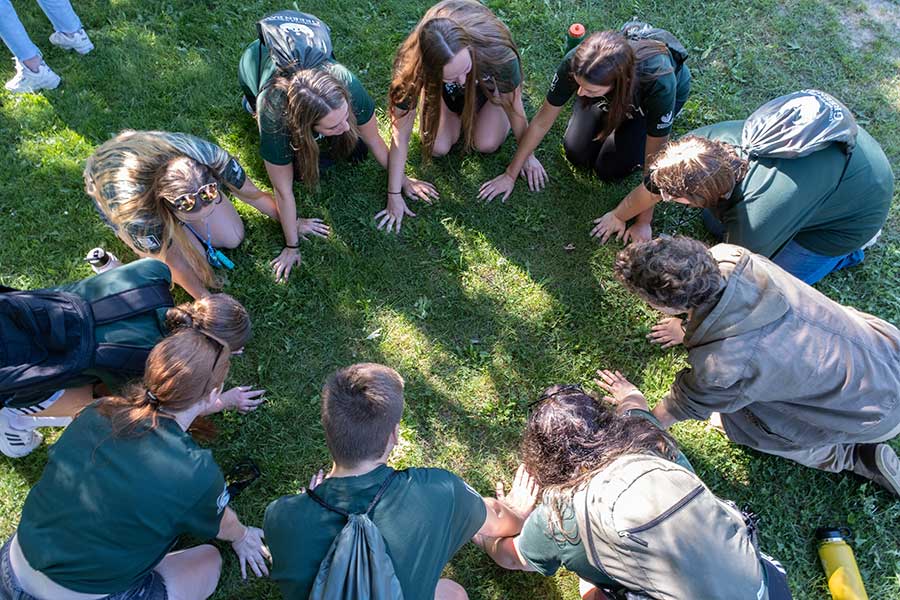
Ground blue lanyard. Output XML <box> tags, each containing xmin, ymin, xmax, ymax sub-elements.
<box><xmin>184</xmin><ymin>222</ymin><xmax>235</xmax><ymax>270</ymax></box>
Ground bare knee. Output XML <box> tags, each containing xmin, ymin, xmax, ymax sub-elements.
<box><xmin>217</xmin><ymin>221</ymin><xmax>245</xmax><ymax>249</ymax></box>
<box><xmin>473</xmin><ymin>134</ymin><xmax>505</xmax><ymax>154</ymax></box>
<box><xmin>431</xmin><ymin>138</ymin><xmax>453</xmax><ymax>158</ymax></box>
<box><xmin>435</xmin><ymin>578</ymin><xmax>468</xmax><ymax>600</ymax></box>
<box><xmin>199</xmin><ymin>545</ymin><xmax>222</xmax><ymax>599</ymax></box>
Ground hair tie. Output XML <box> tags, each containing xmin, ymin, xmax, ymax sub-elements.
<box><xmin>145</xmin><ymin>390</ymin><xmax>160</xmax><ymax>407</ymax></box>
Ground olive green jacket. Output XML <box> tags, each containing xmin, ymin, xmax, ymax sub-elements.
<box><xmin>661</xmin><ymin>244</ymin><xmax>900</xmax><ymax>451</ymax></box>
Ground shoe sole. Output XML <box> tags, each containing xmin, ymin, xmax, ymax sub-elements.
<box><xmin>0</xmin><ymin>412</ymin><xmax>43</xmax><ymax>458</ymax></box>
<box><xmin>874</xmin><ymin>444</ymin><xmax>900</xmax><ymax>497</ymax></box>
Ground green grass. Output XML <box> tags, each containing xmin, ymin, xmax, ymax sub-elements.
<box><xmin>1</xmin><ymin>0</ymin><xmax>899</xmax><ymax>598</ymax></box>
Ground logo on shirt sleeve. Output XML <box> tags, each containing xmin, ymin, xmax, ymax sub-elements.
<box><xmin>657</xmin><ymin>111</ymin><xmax>674</xmax><ymax>129</ymax></box>
<box><xmin>216</xmin><ymin>484</ymin><xmax>231</xmax><ymax>514</ymax></box>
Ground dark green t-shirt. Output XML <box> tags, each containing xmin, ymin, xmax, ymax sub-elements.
<box><xmin>238</xmin><ymin>39</ymin><xmax>376</xmax><ymax>166</ymax></box>
<box><xmin>516</xmin><ymin>409</ymin><xmax>694</xmax><ymax>589</ymax></box>
<box><xmin>264</xmin><ymin>465</ymin><xmax>487</xmax><ymax>599</ymax></box>
<box><xmin>694</xmin><ymin>120</ymin><xmax>894</xmax><ymax>257</ymax></box>
<box><xmin>546</xmin><ymin>47</ymin><xmax>691</xmax><ymax>137</ymax></box>
<box><xmin>17</xmin><ymin>405</ymin><xmax>227</xmax><ymax>594</ymax></box>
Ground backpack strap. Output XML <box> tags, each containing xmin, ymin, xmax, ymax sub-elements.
<box><xmin>306</xmin><ymin>470</ymin><xmax>399</xmax><ymax>518</ymax></box>
<box><xmin>93</xmin><ymin>343</ymin><xmax>155</xmax><ymax>374</ymax></box>
<box><xmin>580</xmin><ymin>481</ymin><xmax>603</xmax><ymax>567</ymax></box>
<box><xmin>90</xmin><ymin>282</ymin><xmax>173</xmax><ymax>326</ymax></box>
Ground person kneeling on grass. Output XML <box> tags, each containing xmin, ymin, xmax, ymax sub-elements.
<box><xmin>0</xmin><ymin>329</ymin><xmax>270</xmax><ymax>600</ymax></box>
<box><xmin>263</xmin><ymin>362</ymin><xmax>536</xmax><ymax>599</ymax></box>
<box><xmin>85</xmin><ymin>130</ymin><xmax>284</xmax><ymax>298</ymax></box>
<box><xmin>1</xmin><ymin>258</ymin><xmax>265</xmax><ymax>458</ymax></box>
<box><xmin>609</xmin><ymin>236</ymin><xmax>900</xmax><ymax>497</ymax></box>
<box><xmin>475</xmin><ymin>384</ymin><xmax>791</xmax><ymax>600</ymax></box>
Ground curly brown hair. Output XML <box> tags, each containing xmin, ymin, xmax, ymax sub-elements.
<box><xmin>648</xmin><ymin>135</ymin><xmax>749</xmax><ymax>209</ymax></box>
<box><xmin>522</xmin><ymin>386</ymin><xmax>679</xmax><ymax>540</ymax></box>
<box><xmin>614</xmin><ymin>236</ymin><xmax>725</xmax><ymax>311</ymax></box>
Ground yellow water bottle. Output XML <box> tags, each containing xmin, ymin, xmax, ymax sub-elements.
<box><xmin>815</xmin><ymin>527</ymin><xmax>868</xmax><ymax>600</ymax></box>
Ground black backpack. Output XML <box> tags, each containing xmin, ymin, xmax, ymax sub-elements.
<box><xmin>256</xmin><ymin>10</ymin><xmax>333</xmax><ymax>71</ymax></box>
<box><xmin>1</xmin><ymin>260</ymin><xmax>174</xmax><ymax>408</ymax></box>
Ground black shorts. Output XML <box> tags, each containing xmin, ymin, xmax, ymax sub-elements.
<box><xmin>441</xmin><ymin>82</ymin><xmax>489</xmax><ymax>115</ymax></box>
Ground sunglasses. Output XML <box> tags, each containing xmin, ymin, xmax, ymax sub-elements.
<box><xmin>168</xmin><ymin>182</ymin><xmax>220</xmax><ymax>213</ymax></box>
<box><xmin>527</xmin><ymin>384</ymin><xmax>586</xmax><ymax>411</ymax></box>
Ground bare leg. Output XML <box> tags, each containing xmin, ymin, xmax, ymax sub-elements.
<box><xmin>431</xmin><ymin>99</ymin><xmax>462</xmax><ymax>158</ymax></box>
<box><xmin>30</xmin><ymin>384</ymin><xmax>93</xmax><ymax>418</ymax></box>
<box><xmin>579</xmin><ymin>578</ymin><xmax>609</xmax><ymax>600</ymax></box>
<box><xmin>200</xmin><ymin>201</ymin><xmax>245</xmax><ymax>250</ymax></box>
<box><xmin>154</xmin><ymin>545</ymin><xmax>222</xmax><ymax>600</ymax></box>
<box><xmin>434</xmin><ymin>578</ymin><xmax>468</xmax><ymax>600</ymax></box>
<box><xmin>472</xmin><ymin>100</ymin><xmax>510</xmax><ymax>154</ymax></box>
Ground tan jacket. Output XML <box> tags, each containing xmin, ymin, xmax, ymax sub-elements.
<box><xmin>661</xmin><ymin>244</ymin><xmax>900</xmax><ymax>451</ymax></box>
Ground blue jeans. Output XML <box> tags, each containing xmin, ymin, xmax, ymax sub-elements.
<box><xmin>771</xmin><ymin>241</ymin><xmax>865</xmax><ymax>285</ymax></box>
<box><xmin>0</xmin><ymin>0</ymin><xmax>83</xmax><ymax>61</ymax></box>
<box><xmin>700</xmin><ymin>209</ymin><xmax>864</xmax><ymax>285</ymax></box>
<box><xmin>0</xmin><ymin>537</ymin><xmax>168</xmax><ymax>600</ymax></box>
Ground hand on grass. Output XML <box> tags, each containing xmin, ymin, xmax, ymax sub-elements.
<box><xmin>520</xmin><ymin>155</ymin><xmax>548</xmax><ymax>192</ymax></box>
<box><xmin>496</xmin><ymin>464</ymin><xmax>539</xmax><ymax>521</ymax></box>
<box><xmin>590</xmin><ymin>211</ymin><xmax>627</xmax><ymax>244</ymax></box>
<box><xmin>231</xmin><ymin>526</ymin><xmax>271</xmax><ymax>579</ymax></box>
<box><xmin>402</xmin><ymin>176</ymin><xmax>439</xmax><ymax>204</ymax></box>
<box><xmin>623</xmin><ymin>221</ymin><xmax>652</xmax><ymax>245</ymax></box>
<box><xmin>647</xmin><ymin>317</ymin><xmax>685</xmax><ymax>348</ymax></box>
<box><xmin>270</xmin><ymin>247</ymin><xmax>300</xmax><ymax>283</ymax></box>
<box><xmin>219</xmin><ymin>386</ymin><xmax>266</xmax><ymax>414</ymax></box>
<box><xmin>297</xmin><ymin>218</ymin><xmax>330</xmax><ymax>239</ymax></box>
<box><xmin>300</xmin><ymin>469</ymin><xmax>325</xmax><ymax>494</ymax></box>
<box><xmin>594</xmin><ymin>369</ymin><xmax>649</xmax><ymax>414</ymax></box>
<box><xmin>478</xmin><ymin>171</ymin><xmax>516</xmax><ymax>203</ymax></box>
<box><xmin>376</xmin><ymin>194</ymin><xmax>415</xmax><ymax>233</ymax></box>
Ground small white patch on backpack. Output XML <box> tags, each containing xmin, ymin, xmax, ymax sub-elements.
<box><xmin>657</xmin><ymin>111</ymin><xmax>674</xmax><ymax>129</ymax></box>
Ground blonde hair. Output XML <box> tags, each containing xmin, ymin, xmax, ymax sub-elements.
<box><xmin>268</xmin><ymin>69</ymin><xmax>359</xmax><ymax>188</ymax></box>
<box><xmin>649</xmin><ymin>135</ymin><xmax>749</xmax><ymax>208</ymax></box>
<box><xmin>389</xmin><ymin>0</ymin><xmax>521</xmax><ymax>157</ymax></box>
<box><xmin>84</xmin><ymin>131</ymin><xmax>220</xmax><ymax>288</ymax></box>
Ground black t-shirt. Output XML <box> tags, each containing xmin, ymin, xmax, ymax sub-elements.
<box><xmin>546</xmin><ymin>47</ymin><xmax>691</xmax><ymax>137</ymax></box>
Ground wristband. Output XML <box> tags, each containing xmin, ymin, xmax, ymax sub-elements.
<box><xmin>285</xmin><ymin>244</ymin><xmax>300</xmax><ymax>249</ymax></box>
<box><xmin>387</xmin><ymin>191</ymin><xmax>402</xmax><ymax>195</ymax></box>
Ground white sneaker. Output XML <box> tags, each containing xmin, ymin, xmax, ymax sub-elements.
<box><xmin>4</xmin><ymin>59</ymin><xmax>61</xmax><ymax>93</ymax></box>
<box><xmin>860</xmin><ymin>229</ymin><xmax>882</xmax><ymax>251</ymax></box>
<box><xmin>49</xmin><ymin>29</ymin><xmax>94</xmax><ymax>55</ymax></box>
<box><xmin>0</xmin><ymin>409</ymin><xmax>44</xmax><ymax>458</ymax></box>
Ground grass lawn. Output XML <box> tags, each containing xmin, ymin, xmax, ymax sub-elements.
<box><xmin>1</xmin><ymin>0</ymin><xmax>899</xmax><ymax>598</ymax></box>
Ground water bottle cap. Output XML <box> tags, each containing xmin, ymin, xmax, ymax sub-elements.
<box><xmin>569</xmin><ymin>23</ymin><xmax>586</xmax><ymax>37</ymax></box>
<box><xmin>815</xmin><ymin>526</ymin><xmax>851</xmax><ymax>542</ymax></box>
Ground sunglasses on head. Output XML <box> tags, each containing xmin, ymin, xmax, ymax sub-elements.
<box><xmin>167</xmin><ymin>182</ymin><xmax>220</xmax><ymax>213</ymax></box>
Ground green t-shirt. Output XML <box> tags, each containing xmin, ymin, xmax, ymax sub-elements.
<box><xmin>238</xmin><ymin>39</ymin><xmax>376</xmax><ymax>166</ymax></box>
<box><xmin>17</xmin><ymin>404</ymin><xmax>227</xmax><ymax>594</ymax></box>
<box><xmin>694</xmin><ymin>120</ymin><xmax>894</xmax><ymax>257</ymax></box>
<box><xmin>516</xmin><ymin>409</ymin><xmax>694</xmax><ymax>589</ymax></box>
<box><xmin>87</xmin><ymin>131</ymin><xmax>247</xmax><ymax>254</ymax></box>
<box><xmin>264</xmin><ymin>465</ymin><xmax>487</xmax><ymax>599</ymax></box>
<box><xmin>546</xmin><ymin>47</ymin><xmax>691</xmax><ymax>137</ymax></box>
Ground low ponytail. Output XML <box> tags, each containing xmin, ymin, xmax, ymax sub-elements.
<box><xmin>97</xmin><ymin>328</ymin><xmax>230</xmax><ymax>438</ymax></box>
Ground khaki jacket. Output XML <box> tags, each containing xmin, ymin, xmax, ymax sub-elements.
<box><xmin>661</xmin><ymin>244</ymin><xmax>900</xmax><ymax>451</ymax></box>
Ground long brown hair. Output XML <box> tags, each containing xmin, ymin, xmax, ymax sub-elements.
<box><xmin>84</xmin><ymin>132</ymin><xmax>221</xmax><ymax>289</ymax></box>
<box><xmin>165</xmin><ymin>293</ymin><xmax>251</xmax><ymax>350</ymax></box>
<box><xmin>521</xmin><ymin>386</ymin><xmax>679</xmax><ymax>540</ymax></box>
<box><xmin>268</xmin><ymin>68</ymin><xmax>360</xmax><ymax>188</ymax></box>
<box><xmin>96</xmin><ymin>328</ymin><xmax>230</xmax><ymax>438</ymax></box>
<box><xmin>389</xmin><ymin>0</ymin><xmax>521</xmax><ymax>157</ymax></box>
<box><xmin>572</xmin><ymin>31</ymin><xmax>671</xmax><ymax>139</ymax></box>
<box><xmin>649</xmin><ymin>135</ymin><xmax>750</xmax><ymax>209</ymax></box>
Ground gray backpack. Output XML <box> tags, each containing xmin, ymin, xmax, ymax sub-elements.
<box><xmin>306</xmin><ymin>471</ymin><xmax>405</xmax><ymax>600</ymax></box>
<box><xmin>256</xmin><ymin>10</ymin><xmax>333</xmax><ymax>71</ymax></box>
<box><xmin>574</xmin><ymin>454</ymin><xmax>767</xmax><ymax>600</ymax></box>
<box><xmin>741</xmin><ymin>89</ymin><xmax>858</xmax><ymax>159</ymax></box>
